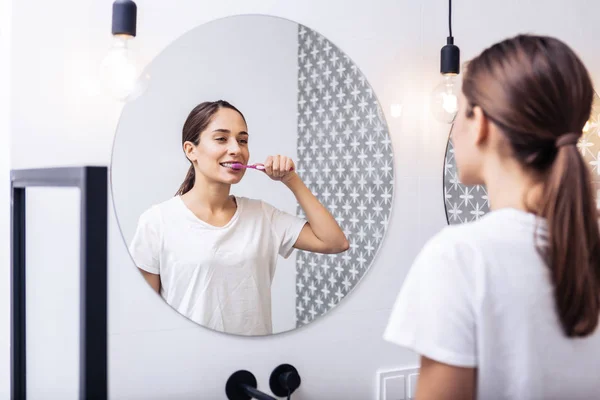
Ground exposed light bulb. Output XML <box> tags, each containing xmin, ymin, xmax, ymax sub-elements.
<box><xmin>431</xmin><ymin>0</ymin><xmax>460</xmax><ymax>124</ymax></box>
<box><xmin>99</xmin><ymin>35</ymin><xmax>148</xmax><ymax>101</ymax></box>
<box><xmin>100</xmin><ymin>0</ymin><xmax>148</xmax><ymax>102</ymax></box>
<box><xmin>430</xmin><ymin>75</ymin><xmax>459</xmax><ymax>123</ymax></box>
<box><xmin>583</xmin><ymin>121</ymin><xmax>590</xmax><ymax>133</ymax></box>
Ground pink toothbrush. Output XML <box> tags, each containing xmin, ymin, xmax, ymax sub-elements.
<box><xmin>230</xmin><ymin>163</ymin><xmax>294</xmax><ymax>172</ymax></box>
<box><xmin>230</xmin><ymin>163</ymin><xmax>265</xmax><ymax>171</ymax></box>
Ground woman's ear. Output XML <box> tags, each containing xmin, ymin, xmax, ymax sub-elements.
<box><xmin>471</xmin><ymin>105</ymin><xmax>490</xmax><ymax>147</ymax></box>
<box><xmin>183</xmin><ymin>141</ymin><xmax>197</xmax><ymax>162</ymax></box>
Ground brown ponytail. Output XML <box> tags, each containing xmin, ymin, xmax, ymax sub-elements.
<box><xmin>540</xmin><ymin>142</ymin><xmax>600</xmax><ymax>336</ymax></box>
<box><xmin>175</xmin><ymin>100</ymin><xmax>247</xmax><ymax>196</ymax></box>
<box><xmin>176</xmin><ymin>165</ymin><xmax>196</xmax><ymax>196</ymax></box>
<box><xmin>462</xmin><ymin>34</ymin><xmax>600</xmax><ymax>337</ymax></box>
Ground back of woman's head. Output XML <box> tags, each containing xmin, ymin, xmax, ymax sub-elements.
<box><xmin>463</xmin><ymin>34</ymin><xmax>600</xmax><ymax>337</ymax></box>
<box><xmin>175</xmin><ymin>100</ymin><xmax>246</xmax><ymax>196</ymax></box>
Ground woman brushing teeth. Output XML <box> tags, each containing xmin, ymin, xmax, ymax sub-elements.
<box><xmin>129</xmin><ymin>100</ymin><xmax>349</xmax><ymax>336</ymax></box>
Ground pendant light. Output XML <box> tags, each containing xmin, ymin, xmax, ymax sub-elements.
<box><xmin>99</xmin><ymin>0</ymin><xmax>149</xmax><ymax>101</ymax></box>
<box><xmin>430</xmin><ymin>0</ymin><xmax>460</xmax><ymax>123</ymax></box>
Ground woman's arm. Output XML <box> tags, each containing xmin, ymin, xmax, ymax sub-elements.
<box><xmin>139</xmin><ymin>268</ymin><xmax>161</xmax><ymax>293</ymax></box>
<box><xmin>264</xmin><ymin>155</ymin><xmax>349</xmax><ymax>254</ymax></box>
<box><xmin>285</xmin><ymin>174</ymin><xmax>349</xmax><ymax>253</ymax></box>
<box><xmin>416</xmin><ymin>356</ymin><xmax>476</xmax><ymax>400</ymax></box>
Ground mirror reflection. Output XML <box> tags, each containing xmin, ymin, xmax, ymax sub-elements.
<box><xmin>111</xmin><ymin>15</ymin><xmax>394</xmax><ymax>336</ymax></box>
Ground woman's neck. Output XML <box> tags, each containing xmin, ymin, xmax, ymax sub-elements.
<box><xmin>183</xmin><ymin>173</ymin><xmax>232</xmax><ymax>214</ymax></box>
<box><xmin>482</xmin><ymin>157</ymin><xmax>543</xmax><ymax>214</ymax></box>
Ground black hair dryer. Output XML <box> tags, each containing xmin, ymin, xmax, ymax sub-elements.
<box><xmin>225</xmin><ymin>364</ymin><xmax>301</xmax><ymax>400</ymax></box>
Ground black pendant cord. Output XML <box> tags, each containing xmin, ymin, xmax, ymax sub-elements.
<box><xmin>448</xmin><ymin>0</ymin><xmax>453</xmax><ymax>39</ymax></box>
<box><xmin>440</xmin><ymin>0</ymin><xmax>459</xmax><ymax>75</ymax></box>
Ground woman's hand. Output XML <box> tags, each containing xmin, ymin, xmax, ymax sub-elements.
<box><xmin>264</xmin><ymin>154</ymin><xmax>348</xmax><ymax>254</ymax></box>
<box><xmin>264</xmin><ymin>155</ymin><xmax>296</xmax><ymax>184</ymax></box>
<box><xmin>267</xmin><ymin>155</ymin><xmax>349</xmax><ymax>254</ymax></box>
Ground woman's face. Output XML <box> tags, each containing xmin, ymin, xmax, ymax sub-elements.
<box><xmin>186</xmin><ymin>108</ymin><xmax>250</xmax><ymax>185</ymax></box>
<box><xmin>451</xmin><ymin>90</ymin><xmax>485</xmax><ymax>185</ymax></box>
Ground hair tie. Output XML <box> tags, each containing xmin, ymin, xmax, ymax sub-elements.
<box><xmin>556</xmin><ymin>133</ymin><xmax>580</xmax><ymax>148</ymax></box>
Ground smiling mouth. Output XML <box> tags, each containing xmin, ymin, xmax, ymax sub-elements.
<box><xmin>220</xmin><ymin>162</ymin><xmax>242</xmax><ymax>170</ymax></box>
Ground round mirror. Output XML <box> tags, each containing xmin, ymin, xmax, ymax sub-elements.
<box><xmin>111</xmin><ymin>15</ymin><xmax>395</xmax><ymax>336</ymax></box>
<box><xmin>444</xmin><ymin>91</ymin><xmax>600</xmax><ymax>224</ymax></box>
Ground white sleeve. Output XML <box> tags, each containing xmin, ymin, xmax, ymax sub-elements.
<box><xmin>263</xmin><ymin>202</ymin><xmax>307</xmax><ymax>259</ymax></box>
<box><xmin>383</xmin><ymin>230</ymin><xmax>478</xmax><ymax>368</ymax></box>
<box><xmin>128</xmin><ymin>207</ymin><xmax>161</xmax><ymax>274</ymax></box>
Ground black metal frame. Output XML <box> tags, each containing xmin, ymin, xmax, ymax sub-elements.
<box><xmin>10</xmin><ymin>166</ymin><xmax>108</xmax><ymax>400</ymax></box>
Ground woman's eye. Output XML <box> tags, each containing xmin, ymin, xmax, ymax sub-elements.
<box><xmin>216</xmin><ymin>137</ymin><xmax>226</xmax><ymax>142</ymax></box>
<box><xmin>239</xmin><ymin>140</ymin><xmax>248</xmax><ymax>144</ymax></box>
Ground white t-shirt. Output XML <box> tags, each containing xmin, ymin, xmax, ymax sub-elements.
<box><xmin>384</xmin><ymin>208</ymin><xmax>600</xmax><ymax>400</ymax></box>
<box><xmin>129</xmin><ymin>195</ymin><xmax>306</xmax><ymax>336</ymax></box>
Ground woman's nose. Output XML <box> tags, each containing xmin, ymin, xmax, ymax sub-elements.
<box><xmin>228</xmin><ymin>139</ymin><xmax>241</xmax><ymax>154</ymax></box>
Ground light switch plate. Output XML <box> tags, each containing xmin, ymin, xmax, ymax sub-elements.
<box><xmin>384</xmin><ymin>374</ymin><xmax>405</xmax><ymax>400</ymax></box>
<box><xmin>407</xmin><ymin>372</ymin><xmax>419</xmax><ymax>399</ymax></box>
<box><xmin>377</xmin><ymin>367</ymin><xmax>419</xmax><ymax>400</ymax></box>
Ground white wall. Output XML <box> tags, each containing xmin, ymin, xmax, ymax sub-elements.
<box><xmin>110</xmin><ymin>15</ymin><xmax>299</xmax><ymax>334</ymax></box>
<box><xmin>0</xmin><ymin>0</ymin><xmax>11</xmax><ymax>396</ymax></box>
<box><xmin>4</xmin><ymin>0</ymin><xmax>600</xmax><ymax>399</ymax></box>
<box><xmin>25</xmin><ymin>188</ymin><xmax>81</xmax><ymax>400</ymax></box>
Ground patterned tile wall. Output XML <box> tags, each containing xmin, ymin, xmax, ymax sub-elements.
<box><xmin>444</xmin><ymin>92</ymin><xmax>600</xmax><ymax>224</ymax></box>
<box><xmin>294</xmin><ymin>25</ymin><xmax>394</xmax><ymax>327</ymax></box>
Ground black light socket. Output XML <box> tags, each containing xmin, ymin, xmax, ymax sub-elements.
<box><xmin>111</xmin><ymin>0</ymin><xmax>137</xmax><ymax>37</ymax></box>
<box><xmin>440</xmin><ymin>36</ymin><xmax>460</xmax><ymax>75</ymax></box>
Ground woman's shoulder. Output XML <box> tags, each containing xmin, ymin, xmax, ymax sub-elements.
<box><xmin>138</xmin><ymin>196</ymin><xmax>180</xmax><ymax>224</ymax></box>
<box><xmin>418</xmin><ymin>221</ymin><xmax>490</xmax><ymax>265</ymax></box>
<box><xmin>421</xmin><ymin>225</ymin><xmax>470</xmax><ymax>254</ymax></box>
<box><xmin>418</xmin><ymin>213</ymin><xmax>515</xmax><ymax>275</ymax></box>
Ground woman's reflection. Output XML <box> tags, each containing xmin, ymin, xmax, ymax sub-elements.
<box><xmin>129</xmin><ymin>100</ymin><xmax>349</xmax><ymax>335</ymax></box>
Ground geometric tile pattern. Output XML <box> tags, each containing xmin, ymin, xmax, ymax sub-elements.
<box><xmin>295</xmin><ymin>24</ymin><xmax>394</xmax><ymax>327</ymax></box>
